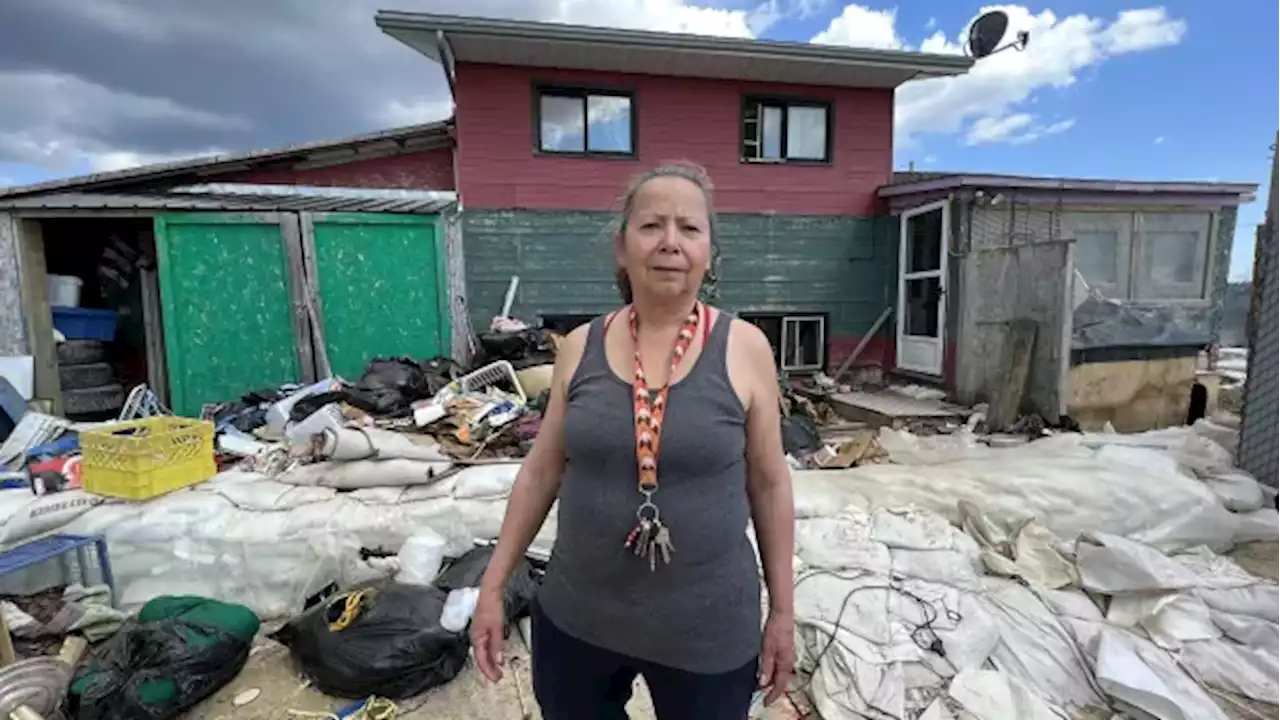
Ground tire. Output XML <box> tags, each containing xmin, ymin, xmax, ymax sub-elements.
<box><xmin>63</xmin><ymin>383</ymin><xmax>125</xmax><ymax>416</ymax></box>
<box><xmin>57</xmin><ymin>340</ymin><xmax>106</xmax><ymax>365</ymax></box>
<box><xmin>58</xmin><ymin>362</ymin><xmax>115</xmax><ymax>390</ymax></box>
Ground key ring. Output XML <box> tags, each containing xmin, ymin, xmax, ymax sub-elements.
<box><xmin>636</xmin><ymin>501</ymin><xmax>660</xmax><ymax>523</ymax></box>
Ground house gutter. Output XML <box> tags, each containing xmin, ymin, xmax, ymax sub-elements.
<box><xmin>375</xmin><ymin>11</ymin><xmax>974</xmax><ymax>79</ymax></box>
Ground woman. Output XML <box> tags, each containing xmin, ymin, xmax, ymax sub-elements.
<box><xmin>470</xmin><ymin>161</ymin><xmax>796</xmax><ymax>719</ymax></box>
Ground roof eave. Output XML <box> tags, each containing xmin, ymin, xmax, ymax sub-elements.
<box><xmin>374</xmin><ymin>11</ymin><xmax>973</xmax><ymax>81</ymax></box>
<box><xmin>878</xmin><ymin>174</ymin><xmax>1259</xmax><ymax>202</ymax></box>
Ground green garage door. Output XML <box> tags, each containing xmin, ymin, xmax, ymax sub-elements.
<box><xmin>307</xmin><ymin>213</ymin><xmax>450</xmax><ymax>380</ymax></box>
<box><xmin>155</xmin><ymin>214</ymin><xmax>304</xmax><ymax>416</ymax></box>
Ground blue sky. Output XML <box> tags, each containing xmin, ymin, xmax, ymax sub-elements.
<box><xmin>1</xmin><ymin>1</ymin><xmax>1275</xmax><ymax>279</ymax></box>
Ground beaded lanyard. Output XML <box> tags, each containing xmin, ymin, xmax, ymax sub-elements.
<box><xmin>621</xmin><ymin>302</ymin><xmax>706</xmax><ymax>571</ymax></box>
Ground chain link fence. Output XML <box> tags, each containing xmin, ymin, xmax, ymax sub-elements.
<box><xmin>1233</xmin><ymin>146</ymin><xmax>1274</xmax><ymax>484</ymax></box>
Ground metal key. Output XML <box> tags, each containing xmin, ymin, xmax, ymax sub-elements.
<box><xmin>633</xmin><ymin>519</ymin><xmax>652</xmax><ymax>557</ymax></box>
<box><xmin>653</xmin><ymin>523</ymin><xmax>674</xmax><ymax>566</ymax></box>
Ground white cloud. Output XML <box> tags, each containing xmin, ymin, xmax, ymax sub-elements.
<box><xmin>0</xmin><ymin>177</ymin><xmax>12</xmax><ymax>188</ymax></box>
<box><xmin>85</xmin><ymin>148</ymin><xmax>226</xmax><ymax>173</ymax></box>
<box><xmin>377</xmin><ymin>98</ymin><xmax>455</xmax><ymax>127</ymax></box>
<box><xmin>812</xmin><ymin>4</ymin><xmax>1187</xmax><ymax>147</ymax></box>
<box><xmin>549</xmin><ymin>0</ymin><xmax>756</xmax><ymax>36</ymax></box>
<box><xmin>967</xmin><ymin>114</ymin><xmax>1075</xmax><ymax>144</ymax></box>
<box><xmin>925</xmin><ymin>17</ymin><xmax>937</xmax><ymax>31</ymax></box>
<box><xmin>1154</xmin><ymin>135</ymin><xmax>1166</xmax><ymax>145</ymax></box>
<box><xmin>811</xmin><ymin>4</ymin><xmax>902</xmax><ymax>49</ymax></box>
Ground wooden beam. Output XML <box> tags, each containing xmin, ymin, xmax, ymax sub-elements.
<box><xmin>15</xmin><ymin>219</ymin><xmax>62</xmax><ymax>413</ymax></box>
<box><xmin>987</xmin><ymin>319</ymin><xmax>1038</xmax><ymax>432</ymax></box>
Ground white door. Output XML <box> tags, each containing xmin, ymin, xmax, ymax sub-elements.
<box><xmin>896</xmin><ymin>200</ymin><xmax>949</xmax><ymax>376</ymax></box>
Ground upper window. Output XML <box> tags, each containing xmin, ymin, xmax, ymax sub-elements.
<box><xmin>741</xmin><ymin>97</ymin><xmax>831</xmax><ymax>163</ymax></box>
<box><xmin>535</xmin><ymin>87</ymin><xmax>635</xmax><ymax>156</ymax></box>
<box><xmin>1062</xmin><ymin>211</ymin><xmax>1213</xmax><ymax>301</ymax></box>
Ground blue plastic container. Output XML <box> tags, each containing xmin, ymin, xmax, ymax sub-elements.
<box><xmin>52</xmin><ymin>307</ymin><xmax>118</xmax><ymax>342</ymax></box>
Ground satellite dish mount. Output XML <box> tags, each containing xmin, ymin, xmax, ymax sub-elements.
<box><xmin>965</xmin><ymin>10</ymin><xmax>1031</xmax><ymax>59</ymax></box>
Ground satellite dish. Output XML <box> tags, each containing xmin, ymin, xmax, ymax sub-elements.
<box><xmin>965</xmin><ymin>10</ymin><xmax>1030</xmax><ymax>59</ymax></box>
<box><xmin>967</xmin><ymin>11</ymin><xmax>1009</xmax><ymax>58</ymax></box>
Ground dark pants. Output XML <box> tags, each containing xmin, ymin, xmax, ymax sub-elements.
<box><xmin>531</xmin><ymin>602</ymin><xmax>759</xmax><ymax>720</ymax></box>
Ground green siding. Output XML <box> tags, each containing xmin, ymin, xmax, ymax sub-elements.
<box><xmin>311</xmin><ymin>214</ymin><xmax>450</xmax><ymax>379</ymax></box>
<box><xmin>155</xmin><ymin>214</ymin><xmax>301</xmax><ymax>416</ymax></box>
<box><xmin>463</xmin><ymin>210</ymin><xmax>895</xmax><ymax>338</ymax></box>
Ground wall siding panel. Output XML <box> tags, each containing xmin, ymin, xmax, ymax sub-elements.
<box><xmin>463</xmin><ymin>210</ymin><xmax>895</xmax><ymax>353</ymax></box>
<box><xmin>225</xmin><ymin>147</ymin><xmax>455</xmax><ymax>190</ymax></box>
<box><xmin>454</xmin><ymin>64</ymin><xmax>894</xmax><ymax>215</ymax></box>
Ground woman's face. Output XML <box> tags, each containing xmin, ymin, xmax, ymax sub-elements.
<box><xmin>617</xmin><ymin>176</ymin><xmax>712</xmax><ymax>301</ymax></box>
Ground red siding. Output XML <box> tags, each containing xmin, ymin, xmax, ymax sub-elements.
<box><xmin>224</xmin><ymin>147</ymin><xmax>455</xmax><ymax>190</ymax></box>
<box><xmin>454</xmin><ymin>64</ymin><xmax>893</xmax><ymax>215</ymax></box>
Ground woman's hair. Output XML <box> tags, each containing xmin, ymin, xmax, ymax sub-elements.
<box><xmin>613</xmin><ymin>161</ymin><xmax>717</xmax><ymax>304</ymax></box>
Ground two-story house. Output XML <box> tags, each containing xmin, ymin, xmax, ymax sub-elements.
<box><xmin>377</xmin><ymin>11</ymin><xmax>974</xmax><ymax>377</ymax></box>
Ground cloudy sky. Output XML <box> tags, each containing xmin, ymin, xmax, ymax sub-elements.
<box><xmin>0</xmin><ymin>0</ymin><xmax>1274</xmax><ymax>277</ymax></box>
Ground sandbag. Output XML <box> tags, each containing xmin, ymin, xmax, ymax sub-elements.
<box><xmin>274</xmin><ymin>583</ymin><xmax>468</xmax><ymax>699</ymax></box>
<box><xmin>69</xmin><ymin>596</ymin><xmax>260</xmax><ymax>720</ymax></box>
<box><xmin>0</xmin><ymin>490</ymin><xmax>103</xmax><ymax>546</ymax></box>
<box><xmin>279</xmin><ymin>457</ymin><xmax>454</xmax><ymax>489</ymax></box>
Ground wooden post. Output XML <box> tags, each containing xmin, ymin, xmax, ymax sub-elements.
<box><xmin>988</xmin><ymin>319</ymin><xmax>1038</xmax><ymax>432</ymax></box>
<box><xmin>0</xmin><ymin>611</ymin><xmax>17</xmax><ymax>667</ymax></box>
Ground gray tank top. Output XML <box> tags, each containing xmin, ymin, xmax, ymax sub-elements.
<box><xmin>537</xmin><ymin>311</ymin><xmax>762</xmax><ymax>674</ymax></box>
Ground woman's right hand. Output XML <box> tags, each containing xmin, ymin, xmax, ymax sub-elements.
<box><xmin>470</xmin><ymin>587</ymin><xmax>506</xmax><ymax>683</ymax></box>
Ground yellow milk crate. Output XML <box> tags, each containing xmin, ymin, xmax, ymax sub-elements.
<box><xmin>81</xmin><ymin>416</ymin><xmax>216</xmax><ymax>500</ymax></box>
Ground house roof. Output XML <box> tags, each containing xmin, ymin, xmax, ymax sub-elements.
<box><xmin>0</xmin><ymin>121</ymin><xmax>453</xmax><ymax>199</ymax></box>
<box><xmin>375</xmin><ymin>12</ymin><xmax>973</xmax><ymax>89</ymax></box>
<box><xmin>0</xmin><ymin>187</ymin><xmax>456</xmax><ymax>215</ymax></box>
<box><xmin>880</xmin><ymin>172</ymin><xmax>1258</xmax><ymax>203</ymax></box>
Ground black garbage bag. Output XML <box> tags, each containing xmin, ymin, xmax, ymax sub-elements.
<box><xmin>68</xmin><ymin>596</ymin><xmax>260</xmax><ymax>720</ymax></box>
<box><xmin>420</xmin><ymin>356</ymin><xmax>464</xmax><ymax>397</ymax></box>
<box><xmin>351</xmin><ymin>357</ymin><xmax>431</xmax><ymax>416</ymax></box>
<box><xmin>781</xmin><ymin>414</ymin><xmax>822</xmax><ymax>456</ymax></box>
<box><xmin>273</xmin><ymin>583</ymin><xmax>469</xmax><ymax>700</ymax></box>
<box><xmin>475</xmin><ymin>329</ymin><xmax>557</xmax><ymax>371</ymax></box>
<box><xmin>433</xmin><ymin>546</ymin><xmax>539</xmax><ymax>628</ymax></box>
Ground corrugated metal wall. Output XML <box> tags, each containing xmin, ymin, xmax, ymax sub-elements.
<box><xmin>462</xmin><ymin>209</ymin><xmax>894</xmax><ymax>338</ymax></box>
<box><xmin>1238</xmin><ymin>149</ymin><xmax>1278</xmax><ymax>489</ymax></box>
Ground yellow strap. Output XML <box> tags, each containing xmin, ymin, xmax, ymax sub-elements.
<box><xmin>288</xmin><ymin>696</ymin><xmax>399</xmax><ymax>720</ymax></box>
<box><xmin>328</xmin><ymin>588</ymin><xmax>377</xmax><ymax>632</ymax></box>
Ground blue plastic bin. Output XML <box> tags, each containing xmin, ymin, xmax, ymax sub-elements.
<box><xmin>52</xmin><ymin>307</ymin><xmax>118</xmax><ymax>342</ymax></box>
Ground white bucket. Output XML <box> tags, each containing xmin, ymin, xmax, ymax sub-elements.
<box><xmin>46</xmin><ymin>275</ymin><xmax>83</xmax><ymax>308</ymax></box>
<box><xmin>397</xmin><ymin>530</ymin><xmax>447</xmax><ymax>585</ymax></box>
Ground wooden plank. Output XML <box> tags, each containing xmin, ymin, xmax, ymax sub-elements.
<box><xmin>0</xmin><ymin>612</ymin><xmax>14</xmax><ymax>667</ymax></box>
<box><xmin>15</xmin><ymin>219</ymin><xmax>62</xmax><ymax>413</ymax></box>
<box><xmin>299</xmin><ymin>212</ymin><xmax>331</xmax><ymax>378</ymax></box>
<box><xmin>987</xmin><ymin>319</ymin><xmax>1038</xmax><ymax>431</ymax></box>
<box><xmin>138</xmin><ymin>267</ymin><xmax>171</xmax><ymax>406</ymax></box>
<box><xmin>831</xmin><ymin>305</ymin><xmax>893</xmax><ymax>383</ymax></box>
<box><xmin>286</xmin><ymin>213</ymin><xmax>317</xmax><ymax>383</ymax></box>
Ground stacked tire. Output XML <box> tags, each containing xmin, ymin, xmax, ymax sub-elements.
<box><xmin>57</xmin><ymin>340</ymin><xmax>125</xmax><ymax>419</ymax></box>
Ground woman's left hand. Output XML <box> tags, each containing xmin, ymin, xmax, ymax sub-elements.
<box><xmin>758</xmin><ymin>609</ymin><xmax>796</xmax><ymax>705</ymax></box>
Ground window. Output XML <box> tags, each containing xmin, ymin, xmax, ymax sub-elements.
<box><xmin>741</xmin><ymin>313</ymin><xmax>828</xmax><ymax>372</ymax></box>
<box><xmin>1062</xmin><ymin>211</ymin><xmax>1212</xmax><ymax>301</ymax></box>
<box><xmin>535</xmin><ymin>87</ymin><xmax>635</xmax><ymax>156</ymax></box>
<box><xmin>741</xmin><ymin>97</ymin><xmax>830</xmax><ymax>163</ymax></box>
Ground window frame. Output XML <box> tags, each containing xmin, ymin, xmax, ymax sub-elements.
<box><xmin>531</xmin><ymin>84</ymin><xmax>638</xmax><ymax>158</ymax></box>
<box><xmin>1062</xmin><ymin>210</ymin><xmax>1217</xmax><ymax>304</ymax></box>
<box><xmin>740</xmin><ymin>95</ymin><xmax>834</xmax><ymax>165</ymax></box>
<box><xmin>740</xmin><ymin>311</ymin><xmax>829</xmax><ymax>372</ymax></box>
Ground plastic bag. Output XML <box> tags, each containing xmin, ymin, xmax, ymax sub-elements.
<box><xmin>350</xmin><ymin>357</ymin><xmax>432</xmax><ymax>416</ymax></box>
<box><xmin>274</xmin><ymin>582</ymin><xmax>469</xmax><ymax>699</ymax></box>
<box><xmin>434</xmin><ymin>546</ymin><xmax>539</xmax><ymax>628</ymax></box>
<box><xmin>69</xmin><ymin>596</ymin><xmax>260</xmax><ymax>720</ymax></box>
<box><xmin>781</xmin><ymin>415</ymin><xmax>821</xmax><ymax>456</ymax></box>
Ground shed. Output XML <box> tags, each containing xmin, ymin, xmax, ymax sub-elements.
<box><xmin>877</xmin><ymin>173</ymin><xmax>1257</xmax><ymax>430</ymax></box>
<box><xmin>0</xmin><ymin>185</ymin><xmax>459</xmax><ymax>417</ymax></box>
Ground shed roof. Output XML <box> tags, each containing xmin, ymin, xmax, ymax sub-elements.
<box><xmin>880</xmin><ymin>172</ymin><xmax>1257</xmax><ymax>203</ymax></box>
<box><xmin>0</xmin><ymin>188</ymin><xmax>455</xmax><ymax>215</ymax></box>
<box><xmin>375</xmin><ymin>12</ymin><xmax>973</xmax><ymax>89</ymax></box>
<box><xmin>0</xmin><ymin>121</ymin><xmax>453</xmax><ymax>199</ymax></box>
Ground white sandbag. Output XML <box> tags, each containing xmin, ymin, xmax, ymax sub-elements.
<box><xmin>1231</xmin><ymin>508</ymin><xmax>1279</xmax><ymax>544</ymax></box>
<box><xmin>870</xmin><ymin>506</ymin><xmax>955</xmax><ymax>551</ymax></box>
<box><xmin>1094</xmin><ymin>627</ymin><xmax>1229</xmax><ymax>720</ymax></box>
<box><xmin>1034</xmin><ymin>588</ymin><xmax>1104</xmax><ymax>622</ymax></box>
<box><xmin>316</xmin><ymin>426</ymin><xmax>451</xmax><ymax>463</ymax></box>
<box><xmin>203</xmin><ymin>479</ymin><xmax>337</xmax><ymax>511</ymax></box>
<box><xmin>1200</xmin><ymin>469</ymin><xmax>1264</xmax><ymax>512</ymax></box>
<box><xmin>948</xmin><ymin>668</ymin><xmax>1065</xmax><ymax>720</ymax></box>
<box><xmin>1105</xmin><ymin>593</ymin><xmax>1222</xmax><ymax>650</ymax></box>
<box><xmin>791</xmin><ymin>472</ymin><xmax>870</xmax><ymax>519</ymax></box>
<box><xmin>978</xmin><ymin>578</ymin><xmax>1106</xmax><ymax>710</ymax></box>
<box><xmin>794</xmin><ymin>515</ymin><xmax>889</xmax><ymax>574</ymax></box>
<box><xmin>0</xmin><ymin>490</ymin><xmax>104</xmax><ymax>546</ymax></box>
<box><xmin>815</xmin><ymin>435</ymin><xmax>1239</xmax><ymax>551</ymax></box>
<box><xmin>455</xmin><ymin>497</ymin><xmax>507</xmax><ymax>541</ymax></box>
<box><xmin>1179</xmin><ymin>639</ymin><xmax>1279</xmax><ymax>705</ymax></box>
<box><xmin>1191</xmin><ymin>418</ymin><xmax>1239</xmax><ymax>455</ymax></box>
<box><xmin>1209</xmin><ymin>610</ymin><xmax>1279</xmax><ymax>653</ymax></box>
<box><xmin>279</xmin><ymin>458</ymin><xmax>453</xmax><ymax>489</ymax></box>
<box><xmin>877</xmin><ymin>427</ymin><xmax>988</xmax><ymax>465</ymax></box>
<box><xmin>453</xmin><ymin>464</ymin><xmax>520</xmax><ymax>500</ymax></box>
<box><xmin>1195</xmin><ymin>585</ymin><xmax>1280</xmax><ymax>623</ymax></box>
<box><xmin>1077</xmin><ymin>534</ymin><xmax>1202</xmax><ymax>593</ymax></box>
